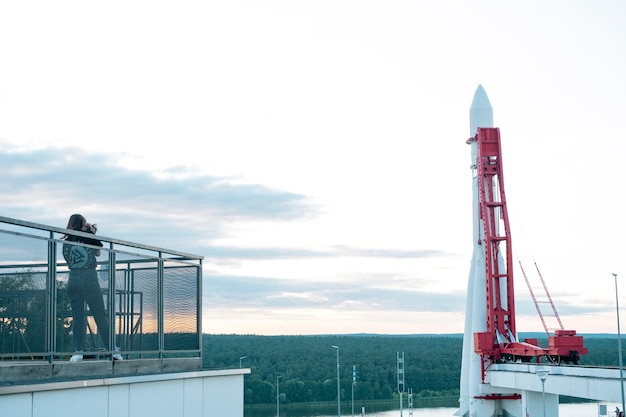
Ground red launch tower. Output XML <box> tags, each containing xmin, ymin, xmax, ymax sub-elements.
<box><xmin>468</xmin><ymin>127</ymin><xmax>587</xmax><ymax>381</ymax></box>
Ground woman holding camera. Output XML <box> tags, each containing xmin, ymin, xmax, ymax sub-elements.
<box><xmin>62</xmin><ymin>214</ymin><xmax>122</xmax><ymax>362</ymax></box>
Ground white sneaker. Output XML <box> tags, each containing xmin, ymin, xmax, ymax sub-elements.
<box><xmin>69</xmin><ymin>352</ymin><xmax>83</xmax><ymax>362</ymax></box>
<box><xmin>112</xmin><ymin>347</ymin><xmax>123</xmax><ymax>361</ymax></box>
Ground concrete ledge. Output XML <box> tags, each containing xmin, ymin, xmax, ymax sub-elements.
<box><xmin>0</xmin><ymin>357</ymin><xmax>203</xmax><ymax>387</ymax></box>
<box><xmin>54</xmin><ymin>360</ymin><xmax>113</xmax><ymax>378</ymax></box>
<box><xmin>0</xmin><ymin>361</ymin><xmax>53</xmax><ymax>381</ymax></box>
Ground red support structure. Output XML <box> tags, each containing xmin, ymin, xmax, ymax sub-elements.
<box><xmin>468</xmin><ymin>128</ymin><xmax>586</xmax><ymax>376</ymax></box>
<box><xmin>474</xmin><ymin>127</ymin><xmax>516</xmax><ymax>344</ymax></box>
<box><xmin>469</xmin><ymin>128</ymin><xmax>550</xmax><ymax>375</ymax></box>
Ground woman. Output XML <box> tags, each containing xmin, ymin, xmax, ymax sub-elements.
<box><xmin>62</xmin><ymin>214</ymin><xmax>122</xmax><ymax>362</ymax></box>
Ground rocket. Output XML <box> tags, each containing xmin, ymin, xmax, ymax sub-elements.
<box><xmin>458</xmin><ymin>85</ymin><xmax>584</xmax><ymax>416</ymax></box>
<box><xmin>469</xmin><ymin>85</ymin><xmax>493</xmax><ymax>135</ymax></box>
<box><xmin>458</xmin><ymin>85</ymin><xmax>493</xmax><ymax>417</ymax></box>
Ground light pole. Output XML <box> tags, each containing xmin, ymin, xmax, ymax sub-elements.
<box><xmin>614</xmin><ymin>272</ymin><xmax>626</xmax><ymax>415</ymax></box>
<box><xmin>536</xmin><ymin>367</ymin><xmax>549</xmax><ymax>417</ymax></box>
<box><xmin>239</xmin><ymin>355</ymin><xmax>247</xmax><ymax>368</ymax></box>
<box><xmin>276</xmin><ymin>375</ymin><xmax>281</xmax><ymax>417</ymax></box>
<box><xmin>352</xmin><ymin>365</ymin><xmax>356</xmax><ymax>417</ymax></box>
<box><xmin>332</xmin><ymin>345</ymin><xmax>340</xmax><ymax>417</ymax></box>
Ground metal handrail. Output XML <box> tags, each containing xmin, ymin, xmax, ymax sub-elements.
<box><xmin>0</xmin><ymin>215</ymin><xmax>203</xmax><ymax>260</ymax></box>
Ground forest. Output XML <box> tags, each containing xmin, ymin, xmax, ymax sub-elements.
<box><xmin>203</xmin><ymin>334</ymin><xmax>620</xmax><ymax>405</ymax></box>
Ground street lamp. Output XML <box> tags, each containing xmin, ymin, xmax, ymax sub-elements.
<box><xmin>536</xmin><ymin>367</ymin><xmax>549</xmax><ymax>417</ymax></box>
<box><xmin>352</xmin><ymin>365</ymin><xmax>356</xmax><ymax>417</ymax></box>
<box><xmin>276</xmin><ymin>375</ymin><xmax>281</xmax><ymax>417</ymax></box>
<box><xmin>614</xmin><ymin>272</ymin><xmax>626</xmax><ymax>415</ymax></box>
<box><xmin>239</xmin><ymin>355</ymin><xmax>247</xmax><ymax>368</ymax></box>
<box><xmin>332</xmin><ymin>345</ymin><xmax>340</xmax><ymax>417</ymax></box>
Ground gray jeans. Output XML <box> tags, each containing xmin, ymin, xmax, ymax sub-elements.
<box><xmin>67</xmin><ymin>268</ymin><xmax>110</xmax><ymax>352</ymax></box>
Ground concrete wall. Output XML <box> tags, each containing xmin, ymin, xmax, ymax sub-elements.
<box><xmin>522</xmin><ymin>390</ymin><xmax>559</xmax><ymax>417</ymax></box>
<box><xmin>0</xmin><ymin>369</ymin><xmax>249</xmax><ymax>417</ymax></box>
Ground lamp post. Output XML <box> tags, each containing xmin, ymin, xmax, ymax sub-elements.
<box><xmin>352</xmin><ymin>365</ymin><xmax>356</xmax><ymax>417</ymax></box>
<box><xmin>535</xmin><ymin>367</ymin><xmax>549</xmax><ymax>417</ymax></box>
<box><xmin>276</xmin><ymin>375</ymin><xmax>281</xmax><ymax>417</ymax></box>
<box><xmin>614</xmin><ymin>272</ymin><xmax>626</xmax><ymax>415</ymax></box>
<box><xmin>332</xmin><ymin>345</ymin><xmax>340</xmax><ymax>417</ymax></box>
<box><xmin>239</xmin><ymin>355</ymin><xmax>247</xmax><ymax>368</ymax></box>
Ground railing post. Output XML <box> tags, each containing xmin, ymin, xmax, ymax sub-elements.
<box><xmin>107</xmin><ymin>244</ymin><xmax>116</xmax><ymax>353</ymax></box>
<box><xmin>158</xmin><ymin>252</ymin><xmax>164</xmax><ymax>358</ymax></box>
<box><xmin>130</xmin><ymin>266</ymin><xmax>137</xmax><ymax>352</ymax></box>
<box><xmin>125</xmin><ymin>261</ymin><xmax>133</xmax><ymax>352</ymax></box>
<box><xmin>197</xmin><ymin>260</ymin><xmax>203</xmax><ymax>356</ymax></box>
<box><xmin>47</xmin><ymin>232</ymin><xmax>57</xmax><ymax>363</ymax></box>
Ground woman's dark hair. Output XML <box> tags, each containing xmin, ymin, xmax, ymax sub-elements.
<box><xmin>62</xmin><ymin>214</ymin><xmax>86</xmax><ymax>239</ymax></box>
<box><xmin>66</xmin><ymin>214</ymin><xmax>85</xmax><ymax>231</ymax></box>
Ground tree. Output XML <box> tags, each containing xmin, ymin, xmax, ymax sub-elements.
<box><xmin>0</xmin><ymin>269</ymin><xmax>73</xmax><ymax>357</ymax></box>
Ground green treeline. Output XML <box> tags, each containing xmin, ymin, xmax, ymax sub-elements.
<box><xmin>203</xmin><ymin>334</ymin><xmax>622</xmax><ymax>405</ymax></box>
<box><xmin>204</xmin><ymin>334</ymin><xmax>459</xmax><ymax>405</ymax></box>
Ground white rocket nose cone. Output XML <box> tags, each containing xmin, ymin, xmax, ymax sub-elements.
<box><xmin>469</xmin><ymin>84</ymin><xmax>494</xmax><ymax>135</ymax></box>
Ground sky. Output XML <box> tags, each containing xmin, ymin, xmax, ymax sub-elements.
<box><xmin>0</xmin><ymin>1</ymin><xmax>625</xmax><ymax>336</ymax></box>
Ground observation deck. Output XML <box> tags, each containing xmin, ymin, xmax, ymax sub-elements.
<box><xmin>0</xmin><ymin>215</ymin><xmax>204</xmax><ymax>384</ymax></box>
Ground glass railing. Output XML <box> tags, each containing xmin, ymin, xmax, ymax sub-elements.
<box><xmin>0</xmin><ymin>215</ymin><xmax>203</xmax><ymax>364</ymax></box>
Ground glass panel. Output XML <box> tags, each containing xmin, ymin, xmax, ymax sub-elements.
<box><xmin>0</xmin><ymin>232</ymin><xmax>50</xmax><ymax>359</ymax></box>
<box><xmin>163</xmin><ymin>262</ymin><xmax>199</xmax><ymax>351</ymax></box>
<box><xmin>114</xmin><ymin>252</ymin><xmax>160</xmax><ymax>356</ymax></box>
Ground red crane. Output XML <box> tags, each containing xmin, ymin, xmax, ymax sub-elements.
<box><xmin>519</xmin><ymin>261</ymin><xmax>564</xmax><ymax>336</ymax></box>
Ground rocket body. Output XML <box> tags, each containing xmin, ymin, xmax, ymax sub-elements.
<box><xmin>458</xmin><ymin>85</ymin><xmax>494</xmax><ymax>417</ymax></box>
